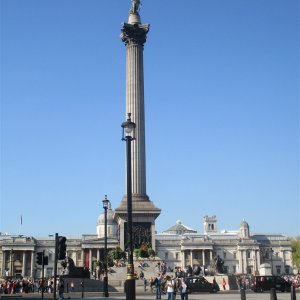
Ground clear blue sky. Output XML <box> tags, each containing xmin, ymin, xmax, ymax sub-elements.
<box><xmin>1</xmin><ymin>0</ymin><xmax>299</xmax><ymax>238</ymax></box>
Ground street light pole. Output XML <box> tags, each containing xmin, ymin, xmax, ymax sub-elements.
<box><xmin>102</xmin><ymin>195</ymin><xmax>110</xmax><ymax>297</ymax></box>
<box><xmin>122</xmin><ymin>113</ymin><xmax>136</xmax><ymax>300</ymax></box>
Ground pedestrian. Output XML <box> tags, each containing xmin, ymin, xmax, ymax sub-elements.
<box><xmin>222</xmin><ymin>277</ymin><xmax>226</xmax><ymax>290</ymax></box>
<box><xmin>166</xmin><ymin>276</ymin><xmax>175</xmax><ymax>300</ymax></box>
<box><xmin>70</xmin><ymin>281</ymin><xmax>75</xmax><ymax>293</ymax></box>
<box><xmin>179</xmin><ymin>278</ymin><xmax>188</xmax><ymax>300</ymax></box>
<box><xmin>144</xmin><ymin>278</ymin><xmax>147</xmax><ymax>292</ymax></box>
<box><xmin>153</xmin><ymin>273</ymin><xmax>163</xmax><ymax>299</ymax></box>
<box><xmin>58</xmin><ymin>278</ymin><xmax>64</xmax><ymax>300</ymax></box>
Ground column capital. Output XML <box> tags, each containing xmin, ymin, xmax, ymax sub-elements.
<box><xmin>121</xmin><ymin>23</ymin><xmax>149</xmax><ymax>46</ymax></box>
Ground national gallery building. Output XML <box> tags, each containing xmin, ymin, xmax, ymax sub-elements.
<box><xmin>0</xmin><ymin>208</ymin><xmax>293</xmax><ymax>279</ymax></box>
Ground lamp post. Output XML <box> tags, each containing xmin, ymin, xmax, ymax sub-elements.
<box><xmin>102</xmin><ymin>195</ymin><xmax>110</xmax><ymax>297</ymax></box>
<box><xmin>122</xmin><ymin>113</ymin><xmax>136</xmax><ymax>300</ymax></box>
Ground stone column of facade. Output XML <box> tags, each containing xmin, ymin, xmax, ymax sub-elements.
<box><xmin>181</xmin><ymin>251</ymin><xmax>185</xmax><ymax>269</ymax></box>
<box><xmin>253</xmin><ymin>250</ymin><xmax>257</xmax><ymax>273</ymax></box>
<box><xmin>190</xmin><ymin>250</ymin><xmax>193</xmax><ymax>268</ymax></box>
<box><xmin>89</xmin><ymin>249</ymin><xmax>92</xmax><ymax>271</ymax></box>
<box><xmin>209</xmin><ymin>250</ymin><xmax>213</xmax><ymax>262</ymax></box>
<box><xmin>257</xmin><ymin>250</ymin><xmax>261</xmax><ymax>272</ymax></box>
<box><xmin>243</xmin><ymin>250</ymin><xmax>247</xmax><ymax>273</ymax></box>
<box><xmin>22</xmin><ymin>251</ymin><xmax>26</xmax><ymax>277</ymax></box>
<box><xmin>97</xmin><ymin>249</ymin><xmax>100</xmax><ymax>262</ymax></box>
<box><xmin>30</xmin><ymin>251</ymin><xmax>35</xmax><ymax>278</ymax></box>
<box><xmin>81</xmin><ymin>250</ymin><xmax>84</xmax><ymax>267</ymax></box>
<box><xmin>202</xmin><ymin>250</ymin><xmax>205</xmax><ymax>266</ymax></box>
<box><xmin>238</xmin><ymin>250</ymin><xmax>243</xmax><ymax>273</ymax></box>
<box><xmin>2</xmin><ymin>251</ymin><xmax>6</xmax><ymax>276</ymax></box>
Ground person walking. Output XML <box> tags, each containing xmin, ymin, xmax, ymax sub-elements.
<box><xmin>154</xmin><ymin>273</ymin><xmax>163</xmax><ymax>299</ymax></box>
<box><xmin>222</xmin><ymin>277</ymin><xmax>226</xmax><ymax>290</ymax></box>
<box><xmin>166</xmin><ymin>276</ymin><xmax>175</xmax><ymax>300</ymax></box>
<box><xmin>58</xmin><ymin>277</ymin><xmax>64</xmax><ymax>300</ymax></box>
<box><xmin>179</xmin><ymin>278</ymin><xmax>188</xmax><ymax>300</ymax></box>
<box><xmin>70</xmin><ymin>281</ymin><xmax>75</xmax><ymax>293</ymax></box>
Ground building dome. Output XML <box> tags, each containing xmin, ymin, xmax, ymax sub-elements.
<box><xmin>240</xmin><ymin>219</ymin><xmax>249</xmax><ymax>228</ymax></box>
<box><xmin>239</xmin><ymin>219</ymin><xmax>250</xmax><ymax>238</ymax></box>
<box><xmin>96</xmin><ymin>202</ymin><xmax>118</xmax><ymax>238</ymax></box>
<box><xmin>97</xmin><ymin>203</ymin><xmax>116</xmax><ymax>226</ymax></box>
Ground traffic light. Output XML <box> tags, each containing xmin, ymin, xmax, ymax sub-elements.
<box><xmin>57</xmin><ymin>236</ymin><xmax>67</xmax><ymax>260</ymax></box>
<box><xmin>43</xmin><ymin>256</ymin><xmax>49</xmax><ymax>265</ymax></box>
<box><xmin>36</xmin><ymin>252</ymin><xmax>43</xmax><ymax>265</ymax></box>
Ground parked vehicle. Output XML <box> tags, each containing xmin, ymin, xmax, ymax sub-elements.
<box><xmin>185</xmin><ymin>276</ymin><xmax>219</xmax><ymax>293</ymax></box>
<box><xmin>251</xmin><ymin>275</ymin><xmax>291</xmax><ymax>293</ymax></box>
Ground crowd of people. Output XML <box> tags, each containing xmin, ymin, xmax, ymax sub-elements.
<box><xmin>0</xmin><ymin>276</ymin><xmax>73</xmax><ymax>299</ymax></box>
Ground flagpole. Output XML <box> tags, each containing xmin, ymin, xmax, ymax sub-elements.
<box><xmin>19</xmin><ymin>214</ymin><xmax>22</xmax><ymax>235</ymax></box>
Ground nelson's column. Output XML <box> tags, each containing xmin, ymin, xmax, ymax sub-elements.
<box><xmin>114</xmin><ymin>0</ymin><xmax>161</xmax><ymax>252</ymax></box>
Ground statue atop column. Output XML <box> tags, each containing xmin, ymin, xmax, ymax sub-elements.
<box><xmin>130</xmin><ymin>0</ymin><xmax>141</xmax><ymax>14</ymax></box>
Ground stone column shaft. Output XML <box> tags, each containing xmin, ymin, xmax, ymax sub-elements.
<box><xmin>190</xmin><ymin>250</ymin><xmax>193</xmax><ymax>268</ymax></box>
<box><xmin>30</xmin><ymin>251</ymin><xmax>34</xmax><ymax>278</ymax></box>
<box><xmin>182</xmin><ymin>251</ymin><xmax>185</xmax><ymax>269</ymax></box>
<box><xmin>202</xmin><ymin>250</ymin><xmax>205</xmax><ymax>266</ymax></box>
<box><xmin>89</xmin><ymin>249</ymin><xmax>92</xmax><ymax>271</ymax></box>
<box><xmin>22</xmin><ymin>252</ymin><xmax>26</xmax><ymax>277</ymax></box>
<box><xmin>126</xmin><ymin>43</ymin><xmax>146</xmax><ymax>196</ymax></box>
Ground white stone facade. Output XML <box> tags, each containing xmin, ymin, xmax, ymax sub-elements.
<box><xmin>0</xmin><ymin>214</ymin><xmax>293</xmax><ymax>278</ymax></box>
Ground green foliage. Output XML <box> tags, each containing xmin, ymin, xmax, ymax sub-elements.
<box><xmin>291</xmin><ymin>236</ymin><xmax>300</xmax><ymax>269</ymax></box>
<box><xmin>107</xmin><ymin>246</ymin><xmax>126</xmax><ymax>266</ymax></box>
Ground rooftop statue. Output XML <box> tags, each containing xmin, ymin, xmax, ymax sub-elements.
<box><xmin>130</xmin><ymin>0</ymin><xmax>141</xmax><ymax>14</ymax></box>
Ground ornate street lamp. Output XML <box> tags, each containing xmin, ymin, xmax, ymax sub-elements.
<box><xmin>121</xmin><ymin>113</ymin><xmax>136</xmax><ymax>300</ymax></box>
<box><xmin>102</xmin><ymin>195</ymin><xmax>110</xmax><ymax>297</ymax></box>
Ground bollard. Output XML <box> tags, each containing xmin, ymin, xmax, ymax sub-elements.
<box><xmin>270</xmin><ymin>287</ymin><xmax>277</xmax><ymax>300</ymax></box>
<box><xmin>240</xmin><ymin>288</ymin><xmax>246</xmax><ymax>300</ymax></box>
<box><xmin>291</xmin><ymin>285</ymin><xmax>296</xmax><ymax>300</ymax></box>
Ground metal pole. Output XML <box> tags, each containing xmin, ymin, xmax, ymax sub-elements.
<box><xmin>81</xmin><ymin>279</ymin><xmax>84</xmax><ymax>299</ymax></box>
<box><xmin>53</xmin><ymin>233</ymin><xmax>58</xmax><ymax>300</ymax></box>
<box><xmin>42</xmin><ymin>250</ymin><xmax>45</xmax><ymax>300</ymax></box>
<box><xmin>125</xmin><ymin>136</ymin><xmax>135</xmax><ymax>300</ymax></box>
<box><xmin>103</xmin><ymin>205</ymin><xmax>109</xmax><ymax>297</ymax></box>
<box><xmin>290</xmin><ymin>284</ymin><xmax>296</xmax><ymax>300</ymax></box>
<box><xmin>270</xmin><ymin>287</ymin><xmax>277</xmax><ymax>300</ymax></box>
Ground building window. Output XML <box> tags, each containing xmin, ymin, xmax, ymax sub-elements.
<box><xmin>223</xmin><ymin>266</ymin><xmax>228</xmax><ymax>274</ymax></box>
<box><xmin>165</xmin><ymin>252</ymin><xmax>168</xmax><ymax>260</ymax></box>
<box><xmin>233</xmin><ymin>252</ymin><xmax>236</xmax><ymax>259</ymax></box>
<box><xmin>77</xmin><ymin>252</ymin><xmax>82</xmax><ymax>260</ymax></box>
<box><xmin>49</xmin><ymin>253</ymin><xmax>52</xmax><ymax>261</ymax></box>
<box><xmin>223</xmin><ymin>252</ymin><xmax>226</xmax><ymax>259</ymax></box>
<box><xmin>233</xmin><ymin>266</ymin><xmax>236</xmax><ymax>273</ymax></box>
<box><xmin>194</xmin><ymin>253</ymin><xmax>198</xmax><ymax>259</ymax></box>
<box><xmin>276</xmin><ymin>266</ymin><xmax>281</xmax><ymax>275</ymax></box>
<box><xmin>285</xmin><ymin>266</ymin><xmax>290</xmax><ymax>274</ymax></box>
<box><xmin>247</xmin><ymin>251</ymin><xmax>251</xmax><ymax>259</ymax></box>
<box><xmin>175</xmin><ymin>253</ymin><xmax>179</xmax><ymax>260</ymax></box>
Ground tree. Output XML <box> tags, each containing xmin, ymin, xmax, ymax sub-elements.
<box><xmin>291</xmin><ymin>236</ymin><xmax>300</xmax><ymax>270</ymax></box>
<box><xmin>107</xmin><ymin>247</ymin><xmax>126</xmax><ymax>266</ymax></box>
